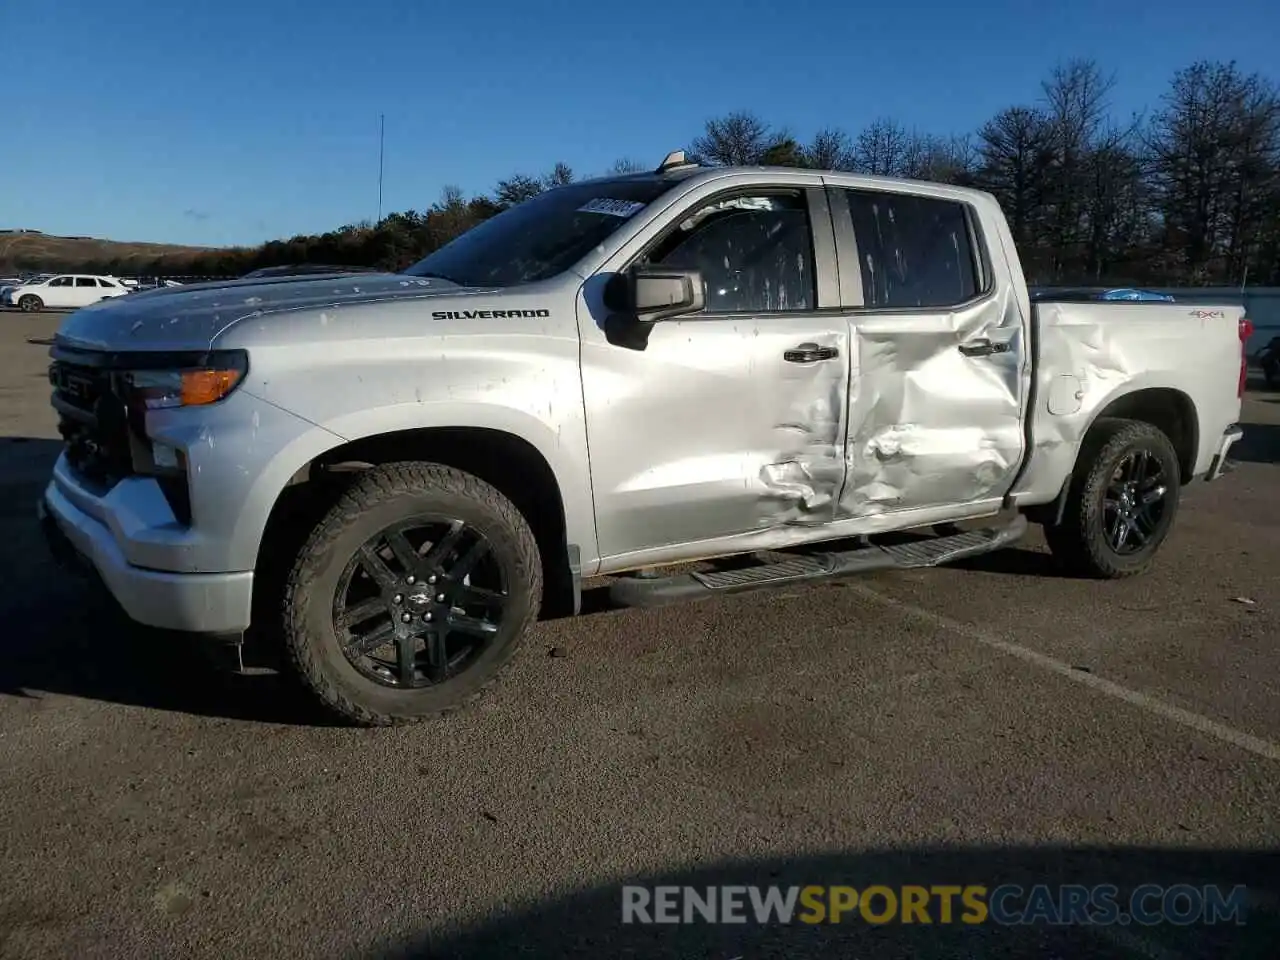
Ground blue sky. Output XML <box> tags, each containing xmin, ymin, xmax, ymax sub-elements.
<box><xmin>3</xmin><ymin>0</ymin><xmax>1277</xmax><ymax>248</ymax></box>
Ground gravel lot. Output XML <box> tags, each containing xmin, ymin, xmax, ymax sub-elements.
<box><xmin>1</xmin><ymin>310</ymin><xmax>1277</xmax><ymax>959</ymax></box>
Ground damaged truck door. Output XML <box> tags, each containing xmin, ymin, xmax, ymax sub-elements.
<box><xmin>580</xmin><ymin>181</ymin><xmax>851</xmax><ymax>561</ymax></box>
<box><xmin>829</xmin><ymin>184</ymin><xmax>1030</xmax><ymax>523</ymax></box>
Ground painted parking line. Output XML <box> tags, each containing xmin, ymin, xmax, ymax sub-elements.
<box><xmin>846</xmin><ymin>583</ymin><xmax>1280</xmax><ymax>763</ymax></box>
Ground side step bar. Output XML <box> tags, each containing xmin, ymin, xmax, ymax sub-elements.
<box><xmin>609</xmin><ymin>514</ymin><xmax>1028</xmax><ymax>609</ymax></box>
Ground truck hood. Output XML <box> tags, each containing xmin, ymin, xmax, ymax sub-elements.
<box><xmin>52</xmin><ymin>272</ymin><xmax>483</xmax><ymax>352</ymax></box>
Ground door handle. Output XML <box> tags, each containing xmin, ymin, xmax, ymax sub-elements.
<box><xmin>958</xmin><ymin>338</ymin><xmax>1011</xmax><ymax>358</ymax></box>
<box><xmin>783</xmin><ymin>342</ymin><xmax>839</xmax><ymax>363</ymax></box>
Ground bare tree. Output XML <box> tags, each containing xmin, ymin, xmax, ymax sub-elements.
<box><xmin>1082</xmin><ymin>126</ymin><xmax>1150</xmax><ymax>280</ymax></box>
<box><xmin>803</xmin><ymin>128</ymin><xmax>856</xmax><ymax>170</ymax></box>
<box><xmin>1146</xmin><ymin>60</ymin><xmax>1280</xmax><ymax>282</ymax></box>
<box><xmin>1039</xmin><ymin>59</ymin><xmax>1118</xmax><ymax>279</ymax></box>
<box><xmin>852</xmin><ymin>118</ymin><xmax>912</xmax><ymax>175</ymax></box>
<box><xmin>900</xmin><ymin>133</ymin><xmax>977</xmax><ymax>183</ymax></box>
<box><xmin>976</xmin><ymin>106</ymin><xmax>1055</xmax><ymax>258</ymax></box>
<box><xmin>610</xmin><ymin>157</ymin><xmax>645</xmax><ymax>174</ymax></box>
<box><xmin>689</xmin><ymin>112</ymin><xmax>782</xmax><ymax>165</ymax></box>
<box><xmin>542</xmin><ymin>162</ymin><xmax>575</xmax><ymax>188</ymax></box>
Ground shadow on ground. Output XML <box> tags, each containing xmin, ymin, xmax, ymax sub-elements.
<box><xmin>1235</xmin><ymin>422</ymin><xmax>1280</xmax><ymax>465</ymax></box>
<box><xmin>0</xmin><ymin>437</ymin><xmax>337</xmax><ymax>726</ymax></box>
<box><xmin>379</xmin><ymin>845</ymin><xmax>1280</xmax><ymax>959</ymax></box>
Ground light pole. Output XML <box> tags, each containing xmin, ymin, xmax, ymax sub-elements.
<box><xmin>377</xmin><ymin>113</ymin><xmax>385</xmax><ymax>225</ymax></box>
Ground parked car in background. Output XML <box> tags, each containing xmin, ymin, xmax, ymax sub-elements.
<box><xmin>0</xmin><ymin>273</ymin><xmax>54</xmax><ymax>301</ymax></box>
<box><xmin>1032</xmin><ymin>287</ymin><xmax>1177</xmax><ymax>303</ymax></box>
<box><xmin>1</xmin><ymin>274</ymin><xmax>130</xmax><ymax>311</ymax></box>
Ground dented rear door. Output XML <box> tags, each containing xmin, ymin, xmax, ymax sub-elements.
<box><xmin>825</xmin><ymin>183</ymin><xmax>1029</xmax><ymax>520</ymax></box>
<box><xmin>578</xmin><ymin>181</ymin><xmax>852</xmax><ymax>561</ymax></box>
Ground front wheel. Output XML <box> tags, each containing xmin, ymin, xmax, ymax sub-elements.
<box><xmin>282</xmin><ymin>462</ymin><xmax>542</xmax><ymax>725</ymax></box>
<box><xmin>1044</xmin><ymin>418</ymin><xmax>1181</xmax><ymax>579</ymax></box>
<box><xmin>17</xmin><ymin>294</ymin><xmax>42</xmax><ymax>313</ymax></box>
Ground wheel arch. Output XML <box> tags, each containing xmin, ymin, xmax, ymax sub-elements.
<box><xmin>252</xmin><ymin>424</ymin><xmax>582</xmax><ymax>628</ymax></box>
<box><xmin>1085</xmin><ymin>386</ymin><xmax>1199</xmax><ymax>483</ymax></box>
<box><xmin>1031</xmin><ymin>384</ymin><xmax>1199</xmax><ymax>528</ymax></box>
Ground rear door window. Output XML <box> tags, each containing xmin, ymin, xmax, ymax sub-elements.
<box><xmin>839</xmin><ymin>189</ymin><xmax>980</xmax><ymax>309</ymax></box>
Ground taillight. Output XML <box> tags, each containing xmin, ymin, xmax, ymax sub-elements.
<box><xmin>1239</xmin><ymin>316</ymin><xmax>1254</xmax><ymax>398</ymax></box>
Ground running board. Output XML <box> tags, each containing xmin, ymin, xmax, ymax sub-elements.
<box><xmin>608</xmin><ymin>514</ymin><xmax>1029</xmax><ymax>609</ymax></box>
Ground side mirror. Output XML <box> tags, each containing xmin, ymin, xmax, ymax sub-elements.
<box><xmin>605</xmin><ymin>266</ymin><xmax>705</xmax><ymax>323</ymax></box>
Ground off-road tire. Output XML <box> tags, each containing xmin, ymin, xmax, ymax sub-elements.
<box><xmin>1044</xmin><ymin>418</ymin><xmax>1181</xmax><ymax>579</ymax></box>
<box><xmin>18</xmin><ymin>295</ymin><xmax>42</xmax><ymax>313</ymax></box>
<box><xmin>282</xmin><ymin>462</ymin><xmax>542</xmax><ymax>726</ymax></box>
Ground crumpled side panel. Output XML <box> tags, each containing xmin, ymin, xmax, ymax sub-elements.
<box><xmin>1011</xmin><ymin>299</ymin><xmax>1244</xmax><ymax>503</ymax></box>
<box><xmin>838</xmin><ymin>289</ymin><xmax>1028</xmax><ymax>518</ymax></box>
<box><xmin>757</xmin><ymin>366</ymin><xmax>848</xmax><ymax>524</ymax></box>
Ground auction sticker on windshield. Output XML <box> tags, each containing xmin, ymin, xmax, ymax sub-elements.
<box><xmin>578</xmin><ymin>198</ymin><xmax>646</xmax><ymax>218</ymax></box>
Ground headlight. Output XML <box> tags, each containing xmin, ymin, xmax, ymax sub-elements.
<box><xmin>122</xmin><ymin>350</ymin><xmax>249</xmax><ymax>410</ymax></box>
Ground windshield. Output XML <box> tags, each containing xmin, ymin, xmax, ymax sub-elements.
<box><xmin>404</xmin><ymin>178</ymin><xmax>675</xmax><ymax>288</ymax></box>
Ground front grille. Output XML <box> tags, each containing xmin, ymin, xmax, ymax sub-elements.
<box><xmin>49</xmin><ymin>360</ymin><xmax>135</xmax><ymax>486</ymax></box>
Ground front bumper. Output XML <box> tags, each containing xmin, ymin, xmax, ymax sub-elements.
<box><xmin>37</xmin><ymin>483</ymin><xmax>253</xmax><ymax>635</ymax></box>
<box><xmin>1205</xmin><ymin>424</ymin><xmax>1244</xmax><ymax>481</ymax></box>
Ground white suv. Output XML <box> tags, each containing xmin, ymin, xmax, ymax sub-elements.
<box><xmin>1</xmin><ymin>274</ymin><xmax>131</xmax><ymax>312</ymax></box>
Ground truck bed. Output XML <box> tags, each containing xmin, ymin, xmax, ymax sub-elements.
<box><xmin>1011</xmin><ymin>298</ymin><xmax>1249</xmax><ymax>505</ymax></box>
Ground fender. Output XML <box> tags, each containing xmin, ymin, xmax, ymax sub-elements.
<box><xmin>233</xmin><ymin>394</ymin><xmax>600</xmax><ymax>575</ymax></box>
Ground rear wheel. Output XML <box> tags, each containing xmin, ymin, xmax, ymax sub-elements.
<box><xmin>18</xmin><ymin>294</ymin><xmax>42</xmax><ymax>313</ymax></box>
<box><xmin>1044</xmin><ymin>418</ymin><xmax>1181</xmax><ymax>579</ymax></box>
<box><xmin>282</xmin><ymin>462</ymin><xmax>542</xmax><ymax>725</ymax></box>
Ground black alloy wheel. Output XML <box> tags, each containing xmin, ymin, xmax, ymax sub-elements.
<box><xmin>282</xmin><ymin>461</ymin><xmax>542</xmax><ymax>725</ymax></box>
<box><xmin>334</xmin><ymin>517</ymin><xmax>508</xmax><ymax>689</ymax></box>
<box><xmin>1044</xmin><ymin>418</ymin><xmax>1181</xmax><ymax>579</ymax></box>
<box><xmin>1100</xmin><ymin>449</ymin><xmax>1170</xmax><ymax>556</ymax></box>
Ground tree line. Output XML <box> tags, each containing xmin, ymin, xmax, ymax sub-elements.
<box><xmin>28</xmin><ymin>58</ymin><xmax>1280</xmax><ymax>287</ymax></box>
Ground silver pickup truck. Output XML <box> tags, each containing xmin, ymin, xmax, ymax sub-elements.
<box><xmin>38</xmin><ymin>152</ymin><xmax>1252</xmax><ymax>725</ymax></box>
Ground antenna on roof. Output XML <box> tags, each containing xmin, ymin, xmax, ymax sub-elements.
<box><xmin>656</xmin><ymin>149</ymin><xmax>695</xmax><ymax>173</ymax></box>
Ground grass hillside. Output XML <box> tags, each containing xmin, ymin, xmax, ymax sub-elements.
<box><xmin>0</xmin><ymin>231</ymin><xmax>228</xmax><ymax>275</ymax></box>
